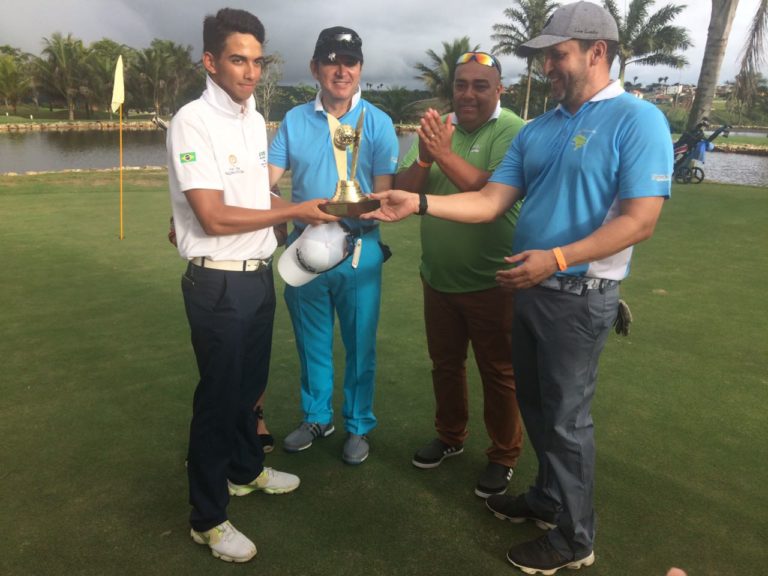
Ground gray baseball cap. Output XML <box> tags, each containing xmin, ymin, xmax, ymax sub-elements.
<box><xmin>517</xmin><ymin>1</ymin><xmax>619</xmax><ymax>57</ymax></box>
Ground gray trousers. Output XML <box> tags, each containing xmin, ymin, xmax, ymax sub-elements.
<box><xmin>512</xmin><ymin>282</ymin><xmax>619</xmax><ymax>558</ymax></box>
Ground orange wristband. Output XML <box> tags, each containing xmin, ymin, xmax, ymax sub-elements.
<box><xmin>416</xmin><ymin>157</ymin><xmax>432</xmax><ymax>169</ymax></box>
<box><xmin>552</xmin><ymin>247</ymin><xmax>568</xmax><ymax>271</ymax></box>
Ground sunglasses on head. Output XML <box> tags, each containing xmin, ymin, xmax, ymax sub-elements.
<box><xmin>319</xmin><ymin>31</ymin><xmax>362</xmax><ymax>48</ymax></box>
<box><xmin>456</xmin><ymin>52</ymin><xmax>501</xmax><ymax>73</ymax></box>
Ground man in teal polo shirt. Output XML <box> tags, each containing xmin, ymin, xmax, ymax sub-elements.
<box><xmin>395</xmin><ymin>51</ymin><xmax>525</xmax><ymax>498</ymax></box>
<box><xmin>269</xmin><ymin>27</ymin><xmax>398</xmax><ymax>465</ymax></box>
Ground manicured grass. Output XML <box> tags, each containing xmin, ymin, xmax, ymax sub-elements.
<box><xmin>1</xmin><ymin>172</ymin><xmax>766</xmax><ymax>576</ymax></box>
<box><xmin>671</xmin><ymin>132</ymin><xmax>768</xmax><ymax>148</ymax></box>
<box><xmin>0</xmin><ymin>103</ymin><xmax>157</xmax><ymax>124</ymax></box>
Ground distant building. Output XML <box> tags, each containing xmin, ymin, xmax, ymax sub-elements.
<box><xmin>716</xmin><ymin>84</ymin><xmax>733</xmax><ymax>98</ymax></box>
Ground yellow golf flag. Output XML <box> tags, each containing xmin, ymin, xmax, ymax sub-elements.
<box><xmin>112</xmin><ymin>54</ymin><xmax>125</xmax><ymax>239</ymax></box>
<box><xmin>111</xmin><ymin>55</ymin><xmax>124</xmax><ymax>113</ymax></box>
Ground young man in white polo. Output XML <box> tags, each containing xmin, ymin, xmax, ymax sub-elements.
<box><xmin>167</xmin><ymin>7</ymin><xmax>337</xmax><ymax>563</ymax></box>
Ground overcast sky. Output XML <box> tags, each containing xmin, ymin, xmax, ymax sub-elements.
<box><xmin>1</xmin><ymin>0</ymin><xmax>763</xmax><ymax>89</ymax></box>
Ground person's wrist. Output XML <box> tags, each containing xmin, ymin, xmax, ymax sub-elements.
<box><xmin>416</xmin><ymin>156</ymin><xmax>432</xmax><ymax>169</ymax></box>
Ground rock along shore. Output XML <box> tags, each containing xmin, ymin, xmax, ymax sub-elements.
<box><xmin>0</xmin><ymin>121</ymin><xmax>159</xmax><ymax>132</ymax></box>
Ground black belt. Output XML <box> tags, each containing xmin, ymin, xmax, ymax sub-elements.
<box><xmin>539</xmin><ymin>275</ymin><xmax>620</xmax><ymax>296</ymax></box>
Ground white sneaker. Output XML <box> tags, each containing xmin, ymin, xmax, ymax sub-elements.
<box><xmin>190</xmin><ymin>520</ymin><xmax>256</xmax><ymax>563</ymax></box>
<box><xmin>228</xmin><ymin>467</ymin><xmax>301</xmax><ymax>496</ymax></box>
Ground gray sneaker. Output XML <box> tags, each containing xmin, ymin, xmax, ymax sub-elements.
<box><xmin>283</xmin><ymin>421</ymin><xmax>335</xmax><ymax>452</ymax></box>
<box><xmin>412</xmin><ymin>438</ymin><xmax>464</xmax><ymax>469</ymax></box>
<box><xmin>342</xmin><ymin>434</ymin><xmax>369</xmax><ymax>465</ymax></box>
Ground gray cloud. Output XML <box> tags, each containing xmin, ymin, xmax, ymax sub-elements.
<box><xmin>2</xmin><ymin>0</ymin><xmax>763</xmax><ymax>89</ymax></box>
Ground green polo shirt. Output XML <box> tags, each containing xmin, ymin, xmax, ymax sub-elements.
<box><xmin>399</xmin><ymin>107</ymin><xmax>525</xmax><ymax>293</ymax></box>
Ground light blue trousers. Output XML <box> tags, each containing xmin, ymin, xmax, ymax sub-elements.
<box><xmin>284</xmin><ymin>230</ymin><xmax>383</xmax><ymax>435</ymax></box>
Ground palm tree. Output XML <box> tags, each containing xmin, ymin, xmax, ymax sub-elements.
<box><xmin>603</xmin><ymin>0</ymin><xmax>692</xmax><ymax>84</ymax></box>
<box><xmin>686</xmin><ymin>0</ymin><xmax>739</xmax><ymax>131</ymax></box>
<box><xmin>134</xmin><ymin>42</ymin><xmax>173</xmax><ymax>117</ymax></box>
<box><xmin>734</xmin><ymin>0</ymin><xmax>768</xmax><ymax>108</ymax></box>
<box><xmin>0</xmin><ymin>53</ymin><xmax>28</xmax><ymax>114</ymax></box>
<box><xmin>727</xmin><ymin>70</ymin><xmax>764</xmax><ymax>123</ymax></box>
<box><xmin>149</xmin><ymin>40</ymin><xmax>197</xmax><ymax>114</ymax></box>
<box><xmin>38</xmin><ymin>33</ymin><xmax>89</xmax><ymax>120</ymax></box>
<box><xmin>491</xmin><ymin>0</ymin><xmax>559</xmax><ymax>120</ymax></box>
<box><xmin>369</xmin><ymin>86</ymin><xmax>419</xmax><ymax>124</ymax></box>
<box><xmin>414</xmin><ymin>37</ymin><xmax>478</xmax><ymax>110</ymax></box>
<box><xmin>87</xmin><ymin>39</ymin><xmax>129</xmax><ymax>119</ymax></box>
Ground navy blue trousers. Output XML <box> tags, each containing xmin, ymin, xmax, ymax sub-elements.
<box><xmin>182</xmin><ymin>263</ymin><xmax>275</xmax><ymax>532</ymax></box>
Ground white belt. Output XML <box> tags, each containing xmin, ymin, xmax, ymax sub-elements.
<box><xmin>190</xmin><ymin>256</ymin><xmax>272</xmax><ymax>272</ymax></box>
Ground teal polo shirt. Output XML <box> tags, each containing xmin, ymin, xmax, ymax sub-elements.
<box><xmin>490</xmin><ymin>83</ymin><xmax>672</xmax><ymax>280</ymax></box>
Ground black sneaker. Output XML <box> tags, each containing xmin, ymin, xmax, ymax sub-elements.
<box><xmin>412</xmin><ymin>438</ymin><xmax>464</xmax><ymax>469</ymax></box>
<box><xmin>259</xmin><ymin>433</ymin><xmax>275</xmax><ymax>453</ymax></box>
<box><xmin>506</xmin><ymin>535</ymin><xmax>595</xmax><ymax>575</ymax></box>
<box><xmin>254</xmin><ymin>406</ymin><xmax>274</xmax><ymax>453</ymax></box>
<box><xmin>486</xmin><ymin>494</ymin><xmax>557</xmax><ymax>530</ymax></box>
<box><xmin>474</xmin><ymin>462</ymin><xmax>514</xmax><ymax>498</ymax></box>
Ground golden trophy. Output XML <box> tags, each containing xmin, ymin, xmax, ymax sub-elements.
<box><xmin>320</xmin><ymin>109</ymin><xmax>380</xmax><ymax>217</ymax></box>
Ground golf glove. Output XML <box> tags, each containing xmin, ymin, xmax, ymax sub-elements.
<box><xmin>614</xmin><ymin>299</ymin><xmax>633</xmax><ymax>337</ymax></box>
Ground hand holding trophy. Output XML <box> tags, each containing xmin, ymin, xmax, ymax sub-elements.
<box><xmin>320</xmin><ymin>109</ymin><xmax>381</xmax><ymax>217</ymax></box>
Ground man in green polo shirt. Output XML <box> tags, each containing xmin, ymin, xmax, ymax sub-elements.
<box><xmin>395</xmin><ymin>51</ymin><xmax>525</xmax><ymax>498</ymax></box>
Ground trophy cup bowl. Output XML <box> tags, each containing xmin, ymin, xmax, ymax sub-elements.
<box><xmin>320</xmin><ymin>110</ymin><xmax>380</xmax><ymax>218</ymax></box>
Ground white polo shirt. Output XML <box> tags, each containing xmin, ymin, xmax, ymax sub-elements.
<box><xmin>168</xmin><ymin>76</ymin><xmax>276</xmax><ymax>261</ymax></box>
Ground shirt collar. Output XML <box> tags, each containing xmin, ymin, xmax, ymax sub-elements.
<box><xmin>449</xmin><ymin>101</ymin><xmax>502</xmax><ymax>130</ymax></box>
<box><xmin>555</xmin><ymin>79</ymin><xmax>624</xmax><ymax>114</ymax></box>
<box><xmin>314</xmin><ymin>87</ymin><xmax>362</xmax><ymax>116</ymax></box>
<box><xmin>202</xmin><ymin>75</ymin><xmax>255</xmax><ymax>117</ymax></box>
<box><xmin>589</xmin><ymin>79</ymin><xmax>624</xmax><ymax>102</ymax></box>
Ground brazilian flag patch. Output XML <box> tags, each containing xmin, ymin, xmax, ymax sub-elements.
<box><xmin>180</xmin><ymin>151</ymin><xmax>197</xmax><ymax>164</ymax></box>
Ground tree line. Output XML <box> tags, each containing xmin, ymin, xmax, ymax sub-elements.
<box><xmin>0</xmin><ymin>35</ymin><xmax>203</xmax><ymax>121</ymax></box>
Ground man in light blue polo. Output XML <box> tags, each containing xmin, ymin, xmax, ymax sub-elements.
<box><xmin>364</xmin><ymin>2</ymin><xmax>672</xmax><ymax>572</ymax></box>
<box><xmin>269</xmin><ymin>26</ymin><xmax>398</xmax><ymax>465</ymax></box>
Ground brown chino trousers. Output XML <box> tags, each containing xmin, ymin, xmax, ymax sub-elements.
<box><xmin>422</xmin><ymin>279</ymin><xmax>523</xmax><ymax>467</ymax></box>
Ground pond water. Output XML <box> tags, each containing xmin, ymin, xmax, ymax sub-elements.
<box><xmin>1</xmin><ymin>129</ymin><xmax>766</xmax><ymax>187</ymax></box>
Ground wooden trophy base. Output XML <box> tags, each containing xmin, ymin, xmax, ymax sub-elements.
<box><xmin>320</xmin><ymin>198</ymin><xmax>381</xmax><ymax>218</ymax></box>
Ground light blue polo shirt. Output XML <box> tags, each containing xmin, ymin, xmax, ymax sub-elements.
<box><xmin>490</xmin><ymin>81</ymin><xmax>672</xmax><ymax>280</ymax></box>
<box><xmin>269</xmin><ymin>90</ymin><xmax>398</xmax><ymax>224</ymax></box>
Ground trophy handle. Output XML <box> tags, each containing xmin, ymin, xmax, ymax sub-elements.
<box><xmin>348</xmin><ymin>109</ymin><xmax>365</xmax><ymax>181</ymax></box>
